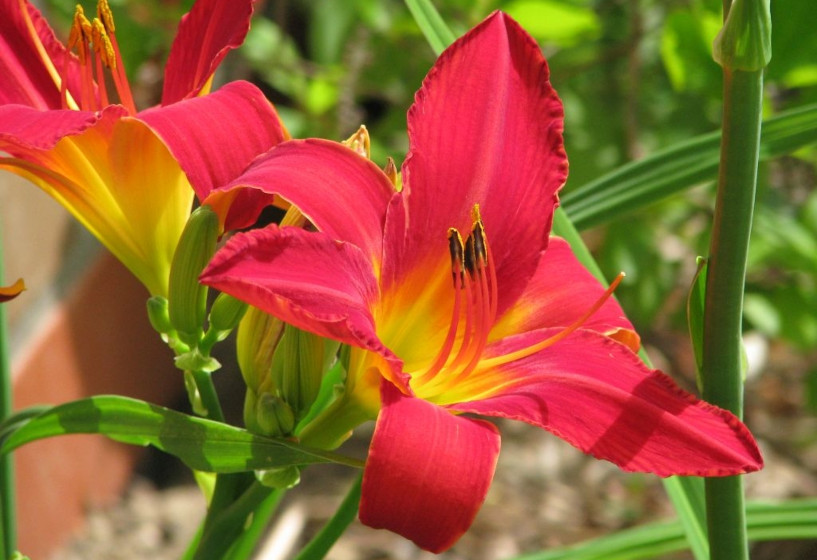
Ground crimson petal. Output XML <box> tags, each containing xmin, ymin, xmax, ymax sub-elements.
<box><xmin>201</xmin><ymin>224</ymin><xmax>387</xmax><ymax>355</ymax></box>
<box><xmin>492</xmin><ymin>236</ymin><xmax>639</xmax><ymax>351</ymax></box>
<box><xmin>140</xmin><ymin>80</ymin><xmax>285</xmax><ymax>226</ymax></box>
<box><xmin>389</xmin><ymin>11</ymin><xmax>567</xmax><ymax>316</ymax></box>
<box><xmin>360</xmin><ymin>380</ymin><xmax>500</xmax><ymax>553</ymax></box>
<box><xmin>161</xmin><ymin>0</ymin><xmax>255</xmax><ymax>104</ymax></box>
<box><xmin>206</xmin><ymin>139</ymin><xmax>394</xmax><ymax>259</ymax></box>
<box><xmin>453</xmin><ymin>330</ymin><xmax>762</xmax><ymax>476</ymax></box>
<box><xmin>0</xmin><ymin>0</ymin><xmax>83</xmax><ymax>109</ymax></box>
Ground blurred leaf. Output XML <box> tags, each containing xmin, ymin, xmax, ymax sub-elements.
<box><xmin>562</xmin><ymin>103</ymin><xmax>817</xmax><ymax>230</ymax></box>
<box><xmin>505</xmin><ymin>0</ymin><xmax>600</xmax><ymax>47</ymax></box>
<box><xmin>660</xmin><ymin>10</ymin><xmax>722</xmax><ymax>94</ymax></box>
<box><xmin>1</xmin><ymin>396</ymin><xmax>363</xmax><ymax>472</ymax></box>
<box><xmin>511</xmin><ymin>499</ymin><xmax>817</xmax><ymax>560</ymax></box>
<box><xmin>404</xmin><ymin>0</ymin><xmax>457</xmax><ymax>55</ymax></box>
<box><xmin>241</xmin><ymin>17</ymin><xmax>307</xmax><ymax>99</ymax></box>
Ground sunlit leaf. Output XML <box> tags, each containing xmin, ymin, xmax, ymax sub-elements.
<box><xmin>1</xmin><ymin>396</ymin><xmax>363</xmax><ymax>472</ymax></box>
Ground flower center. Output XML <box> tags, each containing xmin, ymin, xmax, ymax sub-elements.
<box><xmin>411</xmin><ymin>204</ymin><xmax>624</xmax><ymax>400</ymax></box>
<box><xmin>62</xmin><ymin>1</ymin><xmax>136</xmax><ymax>113</ymax></box>
<box><xmin>412</xmin><ymin>205</ymin><xmax>498</xmax><ymax>393</ymax></box>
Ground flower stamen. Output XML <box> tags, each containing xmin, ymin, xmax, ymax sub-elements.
<box><xmin>477</xmin><ymin>272</ymin><xmax>626</xmax><ymax>372</ymax></box>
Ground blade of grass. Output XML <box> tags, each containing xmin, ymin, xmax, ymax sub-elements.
<box><xmin>404</xmin><ymin>0</ymin><xmax>456</xmax><ymax>55</ymax></box>
<box><xmin>510</xmin><ymin>498</ymin><xmax>817</xmax><ymax>560</ymax></box>
<box><xmin>561</xmin><ymin>102</ymin><xmax>817</xmax><ymax>230</ymax></box>
<box><xmin>293</xmin><ymin>474</ymin><xmax>363</xmax><ymax>560</ymax></box>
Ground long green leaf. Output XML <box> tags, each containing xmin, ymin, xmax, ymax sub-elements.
<box><xmin>404</xmin><ymin>0</ymin><xmax>456</xmax><ymax>55</ymax></box>
<box><xmin>562</xmin><ymin>103</ymin><xmax>817</xmax><ymax>230</ymax></box>
<box><xmin>510</xmin><ymin>498</ymin><xmax>817</xmax><ymax>560</ymax></box>
<box><xmin>0</xmin><ymin>396</ymin><xmax>364</xmax><ymax>471</ymax></box>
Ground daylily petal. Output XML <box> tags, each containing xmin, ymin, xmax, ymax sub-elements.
<box><xmin>492</xmin><ymin>236</ymin><xmax>640</xmax><ymax>351</ymax></box>
<box><xmin>451</xmin><ymin>330</ymin><xmax>762</xmax><ymax>476</ymax></box>
<box><xmin>0</xmin><ymin>278</ymin><xmax>25</xmax><ymax>302</ymax></box>
<box><xmin>206</xmin><ymin>139</ymin><xmax>394</xmax><ymax>260</ymax></box>
<box><xmin>389</xmin><ymin>11</ymin><xmax>566</xmax><ymax>316</ymax></box>
<box><xmin>201</xmin><ymin>225</ymin><xmax>386</xmax><ymax>354</ymax></box>
<box><xmin>161</xmin><ymin>0</ymin><xmax>255</xmax><ymax>105</ymax></box>
<box><xmin>0</xmin><ymin>105</ymin><xmax>193</xmax><ymax>296</ymax></box>
<box><xmin>140</xmin><ymin>80</ymin><xmax>285</xmax><ymax>227</ymax></box>
<box><xmin>360</xmin><ymin>380</ymin><xmax>500</xmax><ymax>553</ymax></box>
<box><xmin>0</xmin><ymin>0</ymin><xmax>83</xmax><ymax>109</ymax></box>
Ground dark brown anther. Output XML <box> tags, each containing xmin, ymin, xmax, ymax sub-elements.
<box><xmin>447</xmin><ymin>228</ymin><xmax>465</xmax><ymax>286</ymax></box>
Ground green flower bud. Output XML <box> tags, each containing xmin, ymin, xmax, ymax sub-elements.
<box><xmin>209</xmin><ymin>292</ymin><xmax>248</xmax><ymax>333</ymax></box>
<box><xmin>271</xmin><ymin>325</ymin><xmax>338</xmax><ymax>420</ymax></box>
<box><xmin>712</xmin><ymin>0</ymin><xmax>771</xmax><ymax>71</ymax></box>
<box><xmin>236</xmin><ymin>305</ymin><xmax>284</xmax><ymax>393</ymax></box>
<box><xmin>168</xmin><ymin>205</ymin><xmax>220</xmax><ymax>347</ymax></box>
<box><xmin>255</xmin><ymin>466</ymin><xmax>300</xmax><ymax>489</ymax></box>
<box><xmin>255</xmin><ymin>392</ymin><xmax>296</xmax><ymax>437</ymax></box>
<box><xmin>146</xmin><ymin>296</ymin><xmax>172</xmax><ymax>337</ymax></box>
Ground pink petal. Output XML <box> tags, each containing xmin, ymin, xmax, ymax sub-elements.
<box><xmin>140</xmin><ymin>80</ymin><xmax>285</xmax><ymax>225</ymax></box>
<box><xmin>0</xmin><ymin>104</ymin><xmax>110</xmax><ymax>151</ymax></box>
<box><xmin>206</xmin><ymin>139</ymin><xmax>394</xmax><ymax>259</ymax></box>
<box><xmin>452</xmin><ymin>330</ymin><xmax>762</xmax><ymax>477</ymax></box>
<box><xmin>492</xmin><ymin>237</ymin><xmax>640</xmax><ymax>352</ymax></box>
<box><xmin>387</xmin><ymin>11</ymin><xmax>567</xmax><ymax>316</ymax></box>
<box><xmin>161</xmin><ymin>0</ymin><xmax>255</xmax><ymax>105</ymax></box>
<box><xmin>360</xmin><ymin>380</ymin><xmax>500</xmax><ymax>553</ymax></box>
<box><xmin>201</xmin><ymin>225</ymin><xmax>386</xmax><ymax>355</ymax></box>
<box><xmin>0</xmin><ymin>0</ymin><xmax>84</xmax><ymax>109</ymax></box>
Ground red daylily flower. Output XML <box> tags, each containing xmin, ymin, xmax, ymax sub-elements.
<box><xmin>0</xmin><ymin>0</ymin><xmax>284</xmax><ymax>295</ymax></box>
<box><xmin>200</xmin><ymin>12</ymin><xmax>763</xmax><ymax>553</ymax></box>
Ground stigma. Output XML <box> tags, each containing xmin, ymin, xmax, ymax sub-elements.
<box><xmin>62</xmin><ymin>1</ymin><xmax>136</xmax><ymax>113</ymax></box>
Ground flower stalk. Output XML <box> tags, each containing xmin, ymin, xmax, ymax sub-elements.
<box><xmin>702</xmin><ymin>1</ymin><xmax>770</xmax><ymax>558</ymax></box>
<box><xmin>0</xmin><ymin>226</ymin><xmax>16</xmax><ymax>558</ymax></box>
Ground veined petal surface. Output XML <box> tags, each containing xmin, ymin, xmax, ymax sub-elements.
<box><xmin>388</xmin><ymin>12</ymin><xmax>566</xmax><ymax>317</ymax></box>
<box><xmin>207</xmin><ymin>139</ymin><xmax>395</xmax><ymax>260</ymax></box>
<box><xmin>451</xmin><ymin>330</ymin><xmax>763</xmax><ymax>476</ymax></box>
<box><xmin>161</xmin><ymin>0</ymin><xmax>255</xmax><ymax>104</ymax></box>
<box><xmin>201</xmin><ymin>225</ymin><xmax>387</xmax><ymax>354</ymax></box>
<box><xmin>360</xmin><ymin>381</ymin><xmax>500</xmax><ymax>553</ymax></box>
<box><xmin>141</xmin><ymin>80</ymin><xmax>285</xmax><ymax>226</ymax></box>
<box><xmin>491</xmin><ymin>236</ymin><xmax>639</xmax><ymax>351</ymax></box>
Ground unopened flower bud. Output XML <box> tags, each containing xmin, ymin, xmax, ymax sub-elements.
<box><xmin>255</xmin><ymin>392</ymin><xmax>296</xmax><ymax>437</ymax></box>
<box><xmin>168</xmin><ymin>205</ymin><xmax>219</xmax><ymax>347</ymax></box>
<box><xmin>712</xmin><ymin>0</ymin><xmax>771</xmax><ymax>71</ymax></box>
<box><xmin>236</xmin><ymin>305</ymin><xmax>284</xmax><ymax>393</ymax></box>
<box><xmin>146</xmin><ymin>296</ymin><xmax>172</xmax><ymax>336</ymax></box>
<box><xmin>271</xmin><ymin>325</ymin><xmax>338</xmax><ymax>420</ymax></box>
<box><xmin>208</xmin><ymin>292</ymin><xmax>248</xmax><ymax>333</ymax></box>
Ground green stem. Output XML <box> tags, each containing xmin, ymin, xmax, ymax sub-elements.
<box><xmin>189</xmin><ymin>369</ymin><xmax>225</xmax><ymax>423</ymax></box>
<box><xmin>294</xmin><ymin>474</ymin><xmax>362</xmax><ymax>560</ymax></box>
<box><xmin>701</xmin><ymin>66</ymin><xmax>763</xmax><ymax>560</ymax></box>
<box><xmin>0</xmin><ymin>225</ymin><xmax>16</xmax><ymax>557</ymax></box>
<box><xmin>193</xmin><ymin>481</ymin><xmax>276</xmax><ymax>560</ymax></box>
